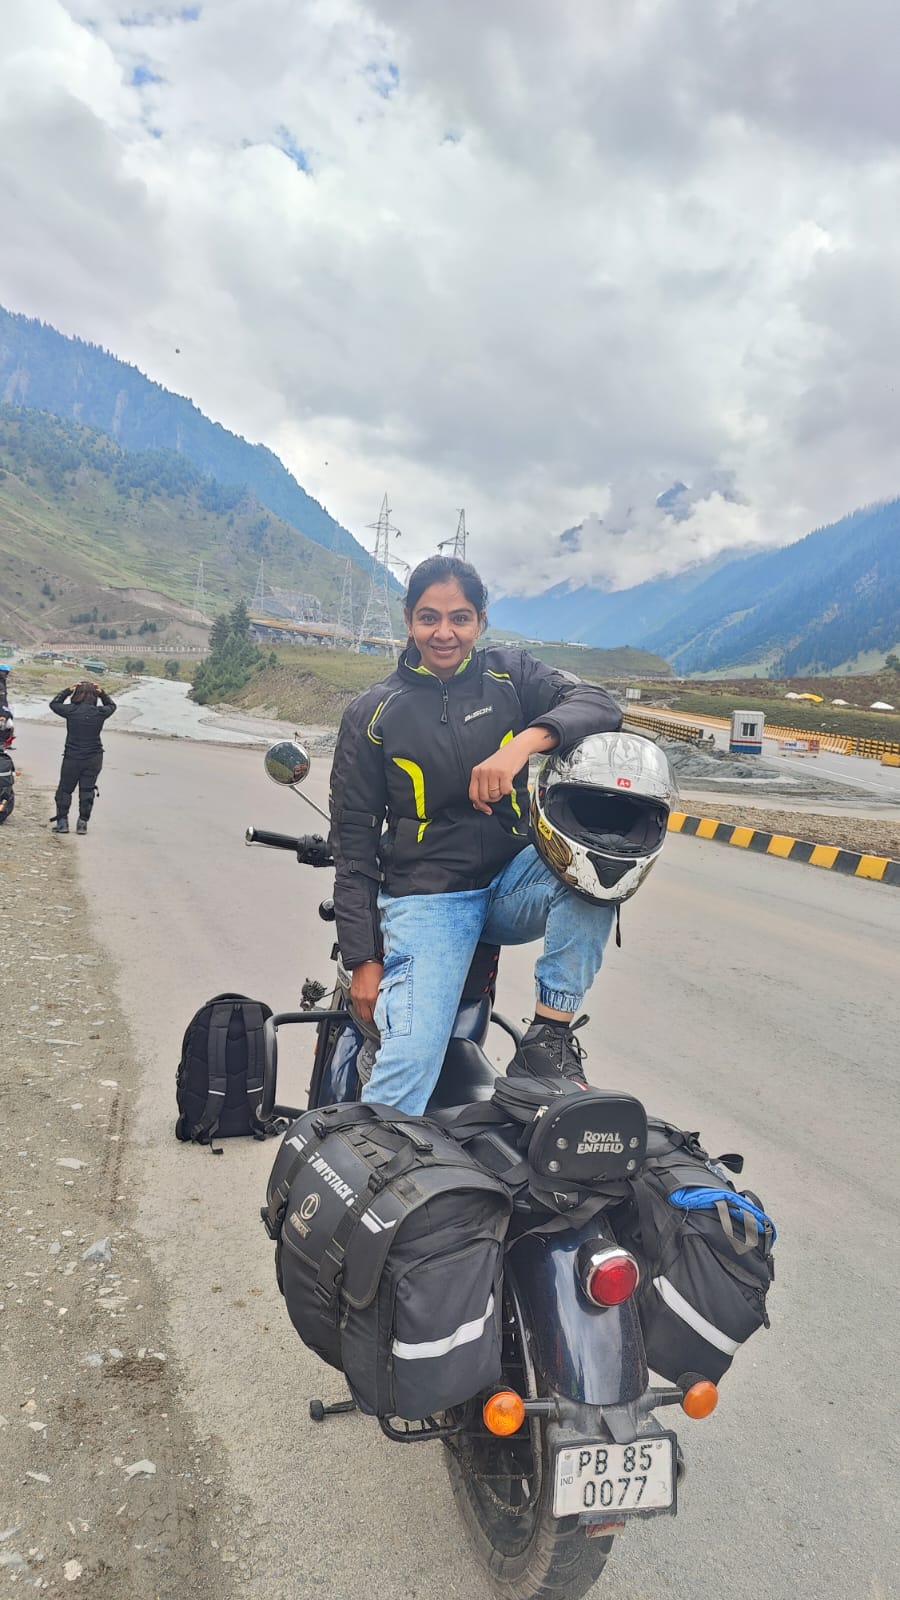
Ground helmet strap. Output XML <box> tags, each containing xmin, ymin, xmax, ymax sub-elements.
<box><xmin>615</xmin><ymin>904</ymin><xmax>622</xmax><ymax>949</ymax></box>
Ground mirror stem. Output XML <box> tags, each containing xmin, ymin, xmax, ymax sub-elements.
<box><xmin>293</xmin><ymin>790</ymin><xmax>331</xmax><ymax>823</ymax></box>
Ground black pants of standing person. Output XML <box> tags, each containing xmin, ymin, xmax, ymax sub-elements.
<box><xmin>55</xmin><ymin>754</ymin><xmax>103</xmax><ymax>823</ymax></box>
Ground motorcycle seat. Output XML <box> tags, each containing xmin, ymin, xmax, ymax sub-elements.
<box><xmin>426</xmin><ymin>1037</ymin><xmax>498</xmax><ymax>1113</ymax></box>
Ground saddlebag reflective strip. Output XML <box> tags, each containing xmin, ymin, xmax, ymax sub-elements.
<box><xmin>391</xmin><ymin>1293</ymin><xmax>495</xmax><ymax>1361</ymax></box>
<box><xmin>652</xmin><ymin>1275</ymin><xmax>739</xmax><ymax>1357</ymax></box>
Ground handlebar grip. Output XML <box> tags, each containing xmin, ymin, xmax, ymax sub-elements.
<box><xmin>245</xmin><ymin>826</ymin><xmax>306</xmax><ymax>850</ymax></box>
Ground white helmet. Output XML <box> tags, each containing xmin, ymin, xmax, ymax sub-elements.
<box><xmin>530</xmin><ymin>731</ymin><xmax>677</xmax><ymax>904</ymax></box>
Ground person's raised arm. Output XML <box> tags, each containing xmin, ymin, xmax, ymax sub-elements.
<box><xmin>49</xmin><ymin>687</ymin><xmax>73</xmax><ymax>716</ymax></box>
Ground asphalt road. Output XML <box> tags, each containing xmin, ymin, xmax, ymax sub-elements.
<box><xmin>19</xmin><ymin>722</ymin><xmax>900</xmax><ymax>1600</ymax></box>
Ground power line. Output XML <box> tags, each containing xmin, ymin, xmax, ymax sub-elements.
<box><xmin>438</xmin><ymin>508</ymin><xmax>467</xmax><ymax>561</ymax></box>
<box><xmin>334</xmin><ymin>557</ymin><xmax>355</xmax><ymax>649</ymax></box>
<box><xmin>192</xmin><ymin>561</ymin><xmax>207</xmax><ymax>622</ymax></box>
<box><xmin>357</xmin><ymin>494</ymin><xmax>400</xmax><ymax>659</ymax></box>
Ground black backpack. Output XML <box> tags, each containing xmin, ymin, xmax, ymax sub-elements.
<box><xmin>175</xmin><ymin>993</ymin><xmax>279</xmax><ymax>1152</ymax></box>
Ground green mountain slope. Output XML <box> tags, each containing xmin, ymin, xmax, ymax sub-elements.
<box><xmin>0</xmin><ymin>406</ymin><xmax>374</xmax><ymax>644</ymax></box>
<box><xmin>0</xmin><ymin>305</ymin><xmax>384</xmax><ymax>575</ymax></box>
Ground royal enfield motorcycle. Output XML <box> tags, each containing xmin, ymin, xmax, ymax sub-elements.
<box><xmin>247</xmin><ymin>738</ymin><xmax>722</xmax><ymax>1600</ymax></box>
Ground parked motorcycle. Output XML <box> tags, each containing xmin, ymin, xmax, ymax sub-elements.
<box><xmin>0</xmin><ymin>712</ymin><xmax>15</xmax><ymax>823</ymax></box>
<box><xmin>249</xmin><ymin>738</ymin><xmax>721</xmax><ymax>1600</ymax></box>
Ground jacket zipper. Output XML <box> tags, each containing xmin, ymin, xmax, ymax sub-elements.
<box><xmin>437</xmin><ymin>675</ymin><xmax>488</xmax><ymax>880</ymax></box>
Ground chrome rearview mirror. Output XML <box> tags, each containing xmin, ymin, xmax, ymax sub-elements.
<box><xmin>265</xmin><ymin>740</ymin><xmax>311</xmax><ymax>788</ymax></box>
<box><xmin>263</xmin><ymin>739</ymin><xmax>330</xmax><ymax>823</ymax></box>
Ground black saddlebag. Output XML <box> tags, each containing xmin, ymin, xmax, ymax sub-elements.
<box><xmin>619</xmin><ymin>1120</ymin><xmax>776</xmax><ymax>1384</ymax></box>
<box><xmin>262</xmin><ymin>1102</ymin><xmax>512</xmax><ymax>1419</ymax></box>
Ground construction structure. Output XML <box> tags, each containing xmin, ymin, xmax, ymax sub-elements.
<box><xmin>357</xmin><ymin>493</ymin><xmax>403</xmax><ymax>659</ymax></box>
<box><xmin>333</xmin><ymin>557</ymin><xmax>355</xmax><ymax>649</ymax></box>
<box><xmin>438</xmin><ymin>509</ymin><xmax>467</xmax><ymax>562</ymax></box>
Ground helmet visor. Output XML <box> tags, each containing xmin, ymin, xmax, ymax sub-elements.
<box><xmin>544</xmin><ymin>784</ymin><xmax>669</xmax><ymax>859</ymax></box>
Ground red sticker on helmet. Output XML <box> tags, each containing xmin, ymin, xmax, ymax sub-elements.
<box><xmin>616</xmin><ymin>777</ymin><xmax>632</xmax><ymax>788</ymax></box>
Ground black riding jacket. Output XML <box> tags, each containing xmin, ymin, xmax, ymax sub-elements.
<box><xmin>50</xmin><ymin>690</ymin><xmax>116</xmax><ymax>757</ymax></box>
<box><xmin>329</xmin><ymin>645</ymin><xmax>622</xmax><ymax>970</ymax></box>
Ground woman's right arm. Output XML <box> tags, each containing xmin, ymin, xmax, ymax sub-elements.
<box><xmin>49</xmin><ymin>689</ymin><xmax>72</xmax><ymax>716</ymax></box>
<box><xmin>329</xmin><ymin>697</ymin><xmax>389</xmax><ymax>978</ymax></box>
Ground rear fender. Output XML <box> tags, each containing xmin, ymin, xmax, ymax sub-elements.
<box><xmin>506</xmin><ymin>1220</ymin><xmax>648</xmax><ymax>1407</ymax></box>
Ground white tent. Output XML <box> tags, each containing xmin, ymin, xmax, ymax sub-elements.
<box><xmin>870</xmin><ymin>701</ymin><xmax>895</xmax><ymax>711</ymax></box>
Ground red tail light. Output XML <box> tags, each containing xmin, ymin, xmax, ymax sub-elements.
<box><xmin>582</xmin><ymin>1247</ymin><xmax>640</xmax><ymax>1307</ymax></box>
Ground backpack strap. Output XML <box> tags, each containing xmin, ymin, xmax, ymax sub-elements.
<box><xmin>240</xmin><ymin>1003</ymin><xmax>282</xmax><ymax>1139</ymax></box>
<box><xmin>190</xmin><ymin>1002</ymin><xmax>233</xmax><ymax>1149</ymax></box>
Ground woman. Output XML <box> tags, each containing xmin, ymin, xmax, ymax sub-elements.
<box><xmin>328</xmin><ymin>554</ymin><xmax>623</xmax><ymax>1116</ymax></box>
<box><xmin>49</xmin><ymin>680</ymin><xmax>116</xmax><ymax>834</ymax></box>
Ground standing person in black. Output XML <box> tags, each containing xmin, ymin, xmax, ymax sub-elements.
<box><xmin>49</xmin><ymin>680</ymin><xmax>116</xmax><ymax>834</ymax></box>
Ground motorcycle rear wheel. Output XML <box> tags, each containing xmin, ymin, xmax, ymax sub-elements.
<box><xmin>443</xmin><ymin>1291</ymin><xmax>614</xmax><ymax>1600</ymax></box>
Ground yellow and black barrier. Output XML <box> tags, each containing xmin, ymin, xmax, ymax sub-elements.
<box><xmin>621</xmin><ymin>711</ymin><xmax>705</xmax><ymax>744</ymax></box>
<box><xmin>667</xmin><ymin>811</ymin><xmax>900</xmax><ymax>886</ymax></box>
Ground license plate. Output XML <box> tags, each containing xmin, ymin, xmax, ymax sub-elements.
<box><xmin>552</xmin><ymin>1436</ymin><xmax>676</xmax><ymax>1518</ymax></box>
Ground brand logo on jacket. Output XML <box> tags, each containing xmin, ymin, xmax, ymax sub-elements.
<box><xmin>299</xmin><ymin>1192</ymin><xmax>320</xmax><ymax>1221</ymax></box>
<box><xmin>464</xmin><ymin>705</ymin><xmax>493</xmax><ymax>722</ymax></box>
<box><xmin>577</xmin><ymin>1129</ymin><xmax>624</xmax><ymax>1156</ymax></box>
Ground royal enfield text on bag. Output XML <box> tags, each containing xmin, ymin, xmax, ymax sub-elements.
<box><xmin>262</xmin><ymin>1102</ymin><xmax>512</xmax><ymax>1419</ymax></box>
<box><xmin>175</xmin><ymin>993</ymin><xmax>276</xmax><ymax>1150</ymax></box>
<box><xmin>621</xmin><ymin>1120</ymin><xmax>776</xmax><ymax>1385</ymax></box>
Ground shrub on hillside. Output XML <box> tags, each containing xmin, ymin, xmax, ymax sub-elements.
<box><xmin>190</xmin><ymin>599</ymin><xmax>265</xmax><ymax>704</ymax></box>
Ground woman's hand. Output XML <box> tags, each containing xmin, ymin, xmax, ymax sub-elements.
<box><xmin>350</xmin><ymin>960</ymin><xmax>384</xmax><ymax>1026</ymax></box>
<box><xmin>469</xmin><ymin>727</ymin><xmax>557</xmax><ymax>815</ymax></box>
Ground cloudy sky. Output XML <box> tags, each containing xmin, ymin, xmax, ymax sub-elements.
<box><xmin>2</xmin><ymin>0</ymin><xmax>900</xmax><ymax>597</ymax></box>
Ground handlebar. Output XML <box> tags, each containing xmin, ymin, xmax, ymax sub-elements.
<box><xmin>245</xmin><ymin>826</ymin><xmax>334</xmax><ymax>866</ymax></box>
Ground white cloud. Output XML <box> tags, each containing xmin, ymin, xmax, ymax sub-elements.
<box><xmin>1</xmin><ymin>0</ymin><xmax>900</xmax><ymax>600</ymax></box>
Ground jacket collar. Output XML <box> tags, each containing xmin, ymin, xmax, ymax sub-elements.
<box><xmin>398</xmin><ymin>645</ymin><xmax>480</xmax><ymax>685</ymax></box>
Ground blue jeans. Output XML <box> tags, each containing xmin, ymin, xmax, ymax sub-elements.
<box><xmin>360</xmin><ymin>846</ymin><xmax>615</xmax><ymax>1115</ymax></box>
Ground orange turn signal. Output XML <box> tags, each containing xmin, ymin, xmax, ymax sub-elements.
<box><xmin>681</xmin><ymin>1380</ymin><xmax>718</xmax><ymax>1419</ymax></box>
<box><xmin>483</xmin><ymin>1390</ymin><xmax>526</xmax><ymax>1436</ymax></box>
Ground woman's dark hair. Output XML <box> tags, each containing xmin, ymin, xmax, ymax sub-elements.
<box><xmin>404</xmin><ymin>556</ymin><xmax>488</xmax><ymax>616</ymax></box>
<box><xmin>71</xmin><ymin>681</ymin><xmax>99</xmax><ymax>705</ymax></box>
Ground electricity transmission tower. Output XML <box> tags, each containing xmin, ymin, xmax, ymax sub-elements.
<box><xmin>357</xmin><ymin>494</ymin><xmax>400</xmax><ymax>659</ymax></box>
<box><xmin>192</xmin><ymin>562</ymin><xmax>207</xmax><ymax>622</ymax></box>
<box><xmin>438</xmin><ymin>508</ymin><xmax>467</xmax><ymax>561</ymax></box>
<box><xmin>251</xmin><ymin>559</ymin><xmax>266</xmax><ymax>613</ymax></box>
<box><xmin>334</xmin><ymin>558</ymin><xmax>355</xmax><ymax>648</ymax></box>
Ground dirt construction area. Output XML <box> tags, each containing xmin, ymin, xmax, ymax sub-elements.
<box><xmin>0</xmin><ymin>788</ymin><xmax>245</xmax><ymax>1599</ymax></box>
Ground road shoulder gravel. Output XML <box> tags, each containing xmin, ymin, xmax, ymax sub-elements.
<box><xmin>0</xmin><ymin>782</ymin><xmax>249</xmax><ymax>1599</ymax></box>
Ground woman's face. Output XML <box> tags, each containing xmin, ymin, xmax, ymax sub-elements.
<box><xmin>405</xmin><ymin>579</ymin><xmax>484</xmax><ymax>679</ymax></box>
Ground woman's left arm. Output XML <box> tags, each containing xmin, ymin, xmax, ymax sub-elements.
<box><xmin>517</xmin><ymin>653</ymin><xmax>622</xmax><ymax>748</ymax></box>
<box><xmin>468</xmin><ymin>654</ymin><xmax>622</xmax><ymax>815</ymax></box>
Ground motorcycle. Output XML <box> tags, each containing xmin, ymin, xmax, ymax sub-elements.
<box><xmin>0</xmin><ymin>712</ymin><xmax>15</xmax><ymax>824</ymax></box>
<box><xmin>248</xmin><ymin>738</ymin><xmax>719</xmax><ymax>1600</ymax></box>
